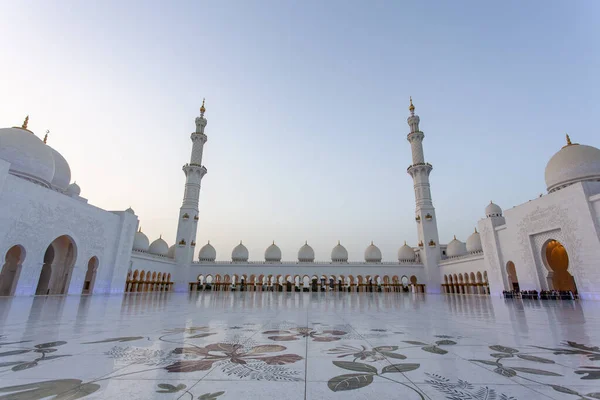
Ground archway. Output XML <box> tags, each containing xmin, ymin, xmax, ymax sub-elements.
<box><xmin>506</xmin><ymin>261</ymin><xmax>519</xmax><ymax>291</ymax></box>
<box><xmin>35</xmin><ymin>235</ymin><xmax>77</xmax><ymax>295</ymax></box>
<box><xmin>82</xmin><ymin>256</ymin><xmax>99</xmax><ymax>295</ymax></box>
<box><xmin>0</xmin><ymin>245</ymin><xmax>26</xmax><ymax>296</ymax></box>
<box><xmin>543</xmin><ymin>240</ymin><xmax>577</xmax><ymax>292</ymax></box>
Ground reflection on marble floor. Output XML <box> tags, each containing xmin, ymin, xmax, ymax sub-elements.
<box><xmin>0</xmin><ymin>292</ymin><xmax>599</xmax><ymax>399</ymax></box>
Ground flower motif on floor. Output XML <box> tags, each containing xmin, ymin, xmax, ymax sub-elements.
<box><xmin>326</xmin><ymin>345</ymin><xmax>407</xmax><ymax>362</ymax></box>
<box><xmin>402</xmin><ymin>338</ymin><xmax>457</xmax><ymax>355</ymax></box>
<box><xmin>262</xmin><ymin>327</ymin><xmax>347</xmax><ymax>342</ymax></box>
<box><xmin>164</xmin><ymin>342</ymin><xmax>303</xmax><ymax>381</ymax></box>
<box><xmin>426</xmin><ymin>373</ymin><xmax>517</xmax><ymax>400</ymax></box>
<box><xmin>535</xmin><ymin>341</ymin><xmax>600</xmax><ymax>361</ymax></box>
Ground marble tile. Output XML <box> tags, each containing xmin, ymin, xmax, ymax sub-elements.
<box><xmin>0</xmin><ymin>292</ymin><xmax>599</xmax><ymax>399</ymax></box>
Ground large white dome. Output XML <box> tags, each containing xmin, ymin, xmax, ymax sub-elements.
<box><xmin>364</xmin><ymin>241</ymin><xmax>382</xmax><ymax>262</ymax></box>
<box><xmin>485</xmin><ymin>201</ymin><xmax>502</xmax><ymax>218</ymax></box>
<box><xmin>48</xmin><ymin>146</ymin><xmax>71</xmax><ymax>191</ymax></box>
<box><xmin>149</xmin><ymin>236</ymin><xmax>169</xmax><ymax>256</ymax></box>
<box><xmin>232</xmin><ymin>241</ymin><xmax>249</xmax><ymax>262</ymax></box>
<box><xmin>298</xmin><ymin>242</ymin><xmax>315</xmax><ymax>262</ymax></box>
<box><xmin>398</xmin><ymin>242</ymin><xmax>416</xmax><ymax>262</ymax></box>
<box><xmin>446</xmin><ymin>236</ymin><xmax>467</xmax><ymax>258</ymax></box>
<box><xmin>545</xmin><ymin>137</ymin><xmax>600</xmax><ymax>193</ymax></box>
<box><xmin>265</xmin><ymin>242</ymin><xmax>282</xmax><ymax>262</ymax></box>
<box><xmin>0</xmin><ymin>126</ymin><xmax>55</xmax><ymax>187</ymax></box>
<box><xmin>466</xmin><ymin>229</ymin><xmax>482</xmax><ymax>254</ymax></box>
<box><xmin>331</xmin><ymin>241</ymin><xmax>348</xmax><ymax>262</ymax></box>
<box><xmin>198</xmin><ymin>241</ymin><xmax>216</xmax><ymax>262</ymax></box>
<box><xmin>132</xmin><ymin>229</ymin><xmax>149</xmax><ymax>251</ymax></box>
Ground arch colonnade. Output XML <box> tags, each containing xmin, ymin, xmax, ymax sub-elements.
<box><xmin>0</xmin><ymin>235</ymin><xmax>99</xmax><ymax>296</ymax></box>
<box><xmin>190</xmin><ymin>274</ymin><xmax>425</xmax><ymax>293</ymax></box>
<box><xmin>441</xmin><ymin>271</ymin><xmax>490</xmax><ymax>295</ymax></box>
<box><xmin>125</xmin><ymin>269</ymin><xmax>174</xmax><ymax>292</ymax></box>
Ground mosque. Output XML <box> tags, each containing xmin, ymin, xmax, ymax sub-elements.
<box><xmin>1</xmin><ymin>100</ymin><xmax>599</xmax><ymax>299</ymax></box>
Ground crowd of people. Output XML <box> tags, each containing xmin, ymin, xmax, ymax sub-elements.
<box><xmin>502</xmin><ymin>289</ymin><xmax>577</xmax><ymax>300</ymax></box>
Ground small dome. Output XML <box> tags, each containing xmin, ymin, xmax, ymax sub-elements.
<box><xmin>0</xmin><ymin>126</ymin><xmax>55</xmax><ymax>186</ymax></box>
<box><xmin>167</xmin><ymin>245</ymin><xmax>176</xmax><ymax>258</ymax></box>
<box><xmin>298</xmin><ymin>242</ymin><xmax>315</xmax><ymax>262</ymax></box>
<box><xmin>485</xmin><ymin>201</ymin><xmax>502</xmax><ymax>217</ymax></box>
<box><xmin>364</xmin><ymin>241</ymin><xmax>382</xmax><ymax>262</ymax></box>
<box><xmin>398</xmin><ymin>242</ymin><xmax>416</xmax><ymax>262</ymax></box>
<box><xmin>67</xmin><ymin>182</ymin><xmax>81</xmax><ymax>196</ymax></box>
<box><xmin>48</xmin><ymin>146</ymin><xmax>71</xmax><ymax>191</ymax></box>
<box><xmin>232</xmin><ymin>241</ymin><xmax>249</xmax><ymax>262</ymax></box>
<box><xmin>466</xmin><ymin>229</ymin><xmax>482</xmax><ymax>253</ymax></box>
<box><xmin>132</xmin><ymin>229</ymin><xmax>149</xmax><ymax>251</ymax></box>
<box><xmin>125</xmin><ymin>207</ymin><xmax>135</xmax><ymax>214</ymax></box>
<box><xmin>198</xmin><ymin>241</ymin><xmax>216</xmax><ymax>262</ymax></box>
<box><xmin>331</xmin><ymin>241</ymin><xmax>348</xmax><ymax>262</ymax></box>
<box><xmin>265</xmin><ymin>242</ymin><xmax>282</xmax><ymax>262</ymax></box>
<box><xmin>446</xmin><ymin>236</ymin><xmax>467</xmax><ymax>258</ymax></box>
<box><xmin>545</xmin><ymin>138</ymin><xmax>600</xmax><ymax>192</ymax></box>
<box><xmin>149</xmin><ymin>236</ymin><xmax>169</xmax><ymax>256</ymax></box>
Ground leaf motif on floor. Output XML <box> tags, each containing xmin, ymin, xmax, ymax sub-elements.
<box><xmin>82</xmin><ymin>336</ymin><xmax>144</xmax><ymax>344</ymax></box>
<box><xmin>328</xmin><ymin>373</ymin><xmax>374</xmax><ymax>392</ymax></box>
<box><xmin>332</xmin><ymin>361</ymin><xmax>377</xmax><ymax>374</ymax></box>
<box><xmin>511</xmin><ymin>367</ymin><xmax>561</xmax><ymax>376</ymax></box>
<box><xmin>0</xmin><ymin>378</ymin><xmax>100</xmax><ymax>399</ymax></box>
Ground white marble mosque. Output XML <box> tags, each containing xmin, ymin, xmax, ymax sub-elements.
<box><xmin>1</xmin><ymin>101</ymin><xmax>600</xmax><ymax>399</ymax></box>
<box><xmin>1</xmin><ymin>99</ymin><xmax>600</xmax><ymax>300</ymax></box>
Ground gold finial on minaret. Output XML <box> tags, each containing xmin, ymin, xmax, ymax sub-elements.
<box><xmin>22</xmin><ymin>115</ymin><xmax>29</xmax><ymax>129</ymax></box>
<box><xmin>200</xmin><ymin>98</ymin><xmax>206</xmax><ymax>115</ymax></box>
<box><xmin>566</xmin><ymin>134</ymin><xmax>572</xmax><ymax>145</ymax></box>
<box><xmin>43</xmin><ymin>130</ymin><xmax>49</xmax><ymax>144</ymax></box>
<box><xmin>409</xmin><ymin>96</ymin><xmax>415</xmax><ymax>114</ymax></box>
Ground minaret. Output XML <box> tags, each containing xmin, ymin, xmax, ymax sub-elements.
<box><xmin>175</xmin><ymin>100</ymin><xmax>209</xmax><ymax>265</ymax></box>
<box><xmin>406</xmin><ymin>98</ymin><xmax>441</xmax><ymax>293</ymax></box>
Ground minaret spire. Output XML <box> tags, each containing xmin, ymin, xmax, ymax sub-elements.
<box><xmin>405</xmin><ymin>98</ymin><xmax>441</xmax><ymax>293</ymax></box>
<box><xmin>174</xmin><ymin>102</ymin><xmax>209</xmax><ymax>268</ymax></box>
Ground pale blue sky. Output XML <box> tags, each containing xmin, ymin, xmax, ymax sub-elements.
<box><xmin>1</xmin><ymin>1</ymin><xmax>598</xmax><ymax>261</ymax></box>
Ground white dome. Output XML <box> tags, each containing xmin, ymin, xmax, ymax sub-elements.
<box><xmin>167</xmin><ymin>245</ymin><xmax>176</xmax><ymax>258</ymax></box>
<box><xmin>265</xmin><ymin>242</ymin><xmax>282</xmax><ymax>262</ymax></box>
<box><xmin>466</xmin><ymin>229</ymin><xmax>483</xmax><ymax>254</ymax></box>
<box><xmin>485</xmin><ymin>201</ymin><xmax>502</xmax><ymax>217</ymax></box>
<box><xmin>232</xmin><ymin>241</ymin><xmax>249</xmax><ymax>262</ymax></box>
<box><xmin>148</xmin><ymin>236</ymin><xmax>169</xmax><ymax>256</ymax></box>
<box><xmin>48</xmin><ymin>146</ymin><xmax>71</xmax><ymax>191</ymax></box>
<box><xmin>446</xmin><ymin>236</ymin><xmax>467</xmax><ymax>258</ymax></box>
<box><xmin>67</xmin><ymin>182</ymin><xmax>81</xmax><ymax>196</ymax></box>
<box><xmin>132</xmin><ymin>229</ymin><xmax>149</xmax><ymax>251</ymax></box>
<box><xmin>198</xmin><ymin>241</ymin><xmax>216</xmax><ymax>262</ymax></box>
<box><xmin>331</xmin><ymin>241</ymin><xmax>348</xmax><ymax>262</ymax></box>
<box><xmin>364</xmin><ymin>241</ymin><xmax>382</xmax><ymax>262</ymax></box>
<box><xmin>0</xmin><ymin>126</ymin><xmax>55</xmax><ymax>186</ymax></box>
<box><xmin>545</xmin><ymin>138</ymin><xmax>600</xmax><ymax>192</ymax></box>
<box><xmin>398</xmin><ymin>242</ymin><xmax>416</xmax><ymax>262</ymax></box>
<box><xmin>298</xmin><ymin>242</ymin><xmax>315</xmax><ymax>262</ymax></box>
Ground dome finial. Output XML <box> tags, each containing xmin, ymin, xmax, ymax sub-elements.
<box><xmin>22</xmin><ymin>115</ymin><xmax>29</xmax><ymax>129</ymax></box>
<box><xmin>208</xmin><ymin>240</ymin><xmax>210</xmax><ymax>244</ymax></box>
<box><xmin>566</xmin><ymin>134</ymin><xmax>571</xmax><ymax>145</ymax></box>
<box><xmin>474</xmin><ymin>227</ymin><xmax>478</xmax><ymax>233</ymax></box>
<box><xmin>453</xmin><ymin>235</ymin><xmax>457</xmax><ymax>240</ymax></box>
<box><xmin>371</xmin><ymin>240</ymin><xmax>374</xmax><ymax>245</ymax></box>
<box><xmin>200</xmin><ymin>98</ymin><xmax>206</xmax><ymax>115</ymax></box>
<box><xmin>404</xmin><ymin>240</ymin><xmax>407</xmax><ymax>245</ymax></box>
<box><xmin>272</xmin><ymin>240</ymin><xmax>275</xmax><ymax>245</ymax></box>
<box><xmin>43</xmin><ymin>130</ymin><xmax>49</xmax><ymax>144</ymax></box>
<box><xmin>409</xmin><ymin>97</ymin><xmax>415</xmax><ymax>115</ymax></box>
<box><xmin>159</xmin><ymin>234</ymin><xmax>162</xmax><ymax>239</ymax></box>
<box><xmin>138</xmin><ymin>226</ymin><xmax>141</xmax><ymax>233</ymax></box>
<box><xmin>337</xmin><ymin>240</ymin><xmax>340</xmax><ymax>245</ymax></box>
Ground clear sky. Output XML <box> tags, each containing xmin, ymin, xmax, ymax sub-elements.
<box><xmin>1</xmin><ymin>1</ymin><xmax>598</xmax><ymax>262</ymax></box>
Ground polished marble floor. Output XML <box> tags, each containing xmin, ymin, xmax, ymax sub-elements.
<box><xmin>0</xmin><ymin>292</ymin><xmax>599</xmax><ymax>399</ymax></box>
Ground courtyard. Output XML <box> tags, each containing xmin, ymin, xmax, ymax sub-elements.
<box><xmin>0</xmin><ymin>292</ymin><xmax>598</xmax><ymax>399</ymax></box>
